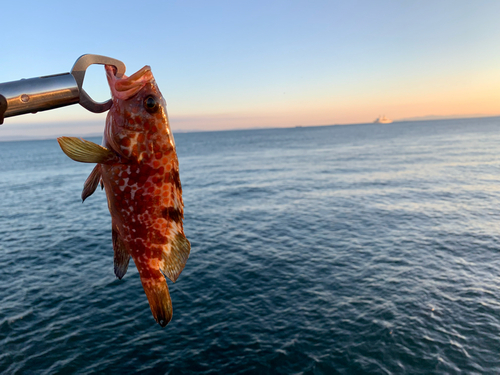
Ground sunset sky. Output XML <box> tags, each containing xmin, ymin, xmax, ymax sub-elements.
<box><xmin>1</xmin><ymin>0</ymin><xmax>500</xmax><ymax>139</ymax></box>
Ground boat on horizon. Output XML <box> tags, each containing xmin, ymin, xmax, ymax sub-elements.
<box><xmin>373</xmin><ymin>115</ymin><xmax>393</xmax><ymax>124</ymax></box>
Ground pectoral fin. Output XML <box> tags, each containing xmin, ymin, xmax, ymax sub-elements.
<box><xmin>57</xmin><ymin>137</ymin><xmax>117</xmax><ymax>164</ymax></box>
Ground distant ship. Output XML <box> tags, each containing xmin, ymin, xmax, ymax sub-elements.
<box><xmin>373</xmin><ymin>115</ymin><xmax>393</xmax><ymax>124</ymax></box>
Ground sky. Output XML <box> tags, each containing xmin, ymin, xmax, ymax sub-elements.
<box><xmin>1</xmin><ymin>0</ymin><xmax>500</xmax><ymax>139</ymax></box>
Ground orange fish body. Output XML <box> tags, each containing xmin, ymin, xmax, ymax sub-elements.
<box><xmin>58</xmin><ymin>65</ymin><xmax>190</xmax><ymax>327</ymax></box>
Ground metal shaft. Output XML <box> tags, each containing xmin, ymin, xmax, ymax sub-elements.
<box><xmin>0</xmin><ymin>73</ymin><xmax>80</xmax><ymax>122</ymax></box>
<box><xmin>0</xmin><ymin>54</ymin><xmax>126</xmax><ymax>124</ymax></box>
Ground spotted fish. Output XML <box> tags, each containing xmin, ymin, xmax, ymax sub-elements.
<box><xmin>57</xmin><ymin>65</ymin><xmax>190</xmax><ymax>327</ymax></box>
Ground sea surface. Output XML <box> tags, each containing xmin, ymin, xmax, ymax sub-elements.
<box><xmin>1</xmin><ymin>117</ymin><xmax>500</xmax><ymax>374</ymax></box>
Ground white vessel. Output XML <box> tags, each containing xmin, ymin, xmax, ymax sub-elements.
<box><xmin>373</xmin><ymin>115</ymin><xmax>393</xmax><ymax>124</ymax></box>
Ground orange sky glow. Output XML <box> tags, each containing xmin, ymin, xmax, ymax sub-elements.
<box><xmin>1</xmin><ymin>1</ymin><xmax>500</xmax><ymax>140</ymax></box>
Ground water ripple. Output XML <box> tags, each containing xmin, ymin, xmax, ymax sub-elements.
<box><xmin>2</xmin><ymin>119</ymin><xmax>500</xmax><ymax>373</ymax></box>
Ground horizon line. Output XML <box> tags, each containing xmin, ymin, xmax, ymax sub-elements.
<box><xmin>1</xmin><ymin>114</ymin><xmax>499</xmax><ymax>143</ymax></box>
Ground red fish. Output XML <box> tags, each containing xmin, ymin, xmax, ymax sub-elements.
<box><xmin>57</xmin><ymin>65</ymin><xmax>190</xmax><ymax>327</ymax></box>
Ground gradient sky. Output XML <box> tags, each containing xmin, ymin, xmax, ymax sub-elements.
<box><xmin>1</xmin><ymin>0</ymin><xmax>500</xmax><ymax>139</ymax></box>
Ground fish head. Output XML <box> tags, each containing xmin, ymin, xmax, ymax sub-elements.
<box><xmin>104</xmin><ymin>65</ymin><xmax>175</xmax><ymax>161</ymax></box>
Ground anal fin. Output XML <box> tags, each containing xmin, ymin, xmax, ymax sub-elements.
<box><xmin>82</xmin><ymin>164</ymin><xmax>102</xmax><ymax>202</ymax></box>
<box><xmin>112</xmin><ymin>229</ymin><xmax>130</xmax><ymax>279</ymax></box>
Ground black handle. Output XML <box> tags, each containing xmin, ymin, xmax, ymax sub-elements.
<box><xmin>0</xmin><ymin>94</ymin><xmax>7</xmax><ymax>125</ymax></box>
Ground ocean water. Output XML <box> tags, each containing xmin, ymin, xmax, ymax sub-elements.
<box><xmin>1</xmin><ymin>117</ymin><xmax>500</xmax><ymax>374</ymax></box>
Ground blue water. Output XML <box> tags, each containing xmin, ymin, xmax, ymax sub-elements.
<box><xmin>2</xmin><ymin>117</ymin><xmax>500</xmax><ymax>374</ymax></box>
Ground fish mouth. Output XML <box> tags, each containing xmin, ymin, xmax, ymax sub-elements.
<box><xmin>105</xmin><ymin>65</ymin><xmax>154</xmax><ymax>100</ymax></box>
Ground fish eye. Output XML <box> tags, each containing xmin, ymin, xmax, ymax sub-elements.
<box><xmin>144</xmin><ymin>96</ymin><xmax>159</xmax><ymax>113</ymax></box>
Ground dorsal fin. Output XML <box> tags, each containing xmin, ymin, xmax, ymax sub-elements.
<box><xmin>159</xmin><ymin>233</ymin><xmax>191</xmax><ymax>283</ymax></box>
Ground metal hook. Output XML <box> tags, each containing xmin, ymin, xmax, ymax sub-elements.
<box><xmin>71</xmin><ymin>54</ymin><xmax>126</xmax><ymax>113</ymax></box>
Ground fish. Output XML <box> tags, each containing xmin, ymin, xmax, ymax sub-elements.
<box><xmin>57</xmin><ymin>65</ymin><xmax>190</xmax><ymax>327</ymax></box>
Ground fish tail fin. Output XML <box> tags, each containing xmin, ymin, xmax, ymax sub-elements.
<box><xmin>57</xmin><ymin>137</ymin><xmax>117</xmax><ymax>164</ymax></box>
<box><xmin>82</xmin><ymin>164</ymin><xmax>102</xmax><ymax>202</ymax></box>
<box><xmin>140</xmin><ymin>276</ymin><xmax>173</xmax><ymax>327</ymax></box>
<box><xmin>112</xmin><ymin>229</ymin><xmax>130</xmax><ymax>279</ymax></box>
<box><xmin>159</xmin><ymin>232</ymin><xmax>191</xmax><ymax>283</ymax></box>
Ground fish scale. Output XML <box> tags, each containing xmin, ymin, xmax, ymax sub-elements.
<box><xmin>58</xmin><ymin>65</ymin><xmax>190</xmax><ymax>327</ymax></box>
